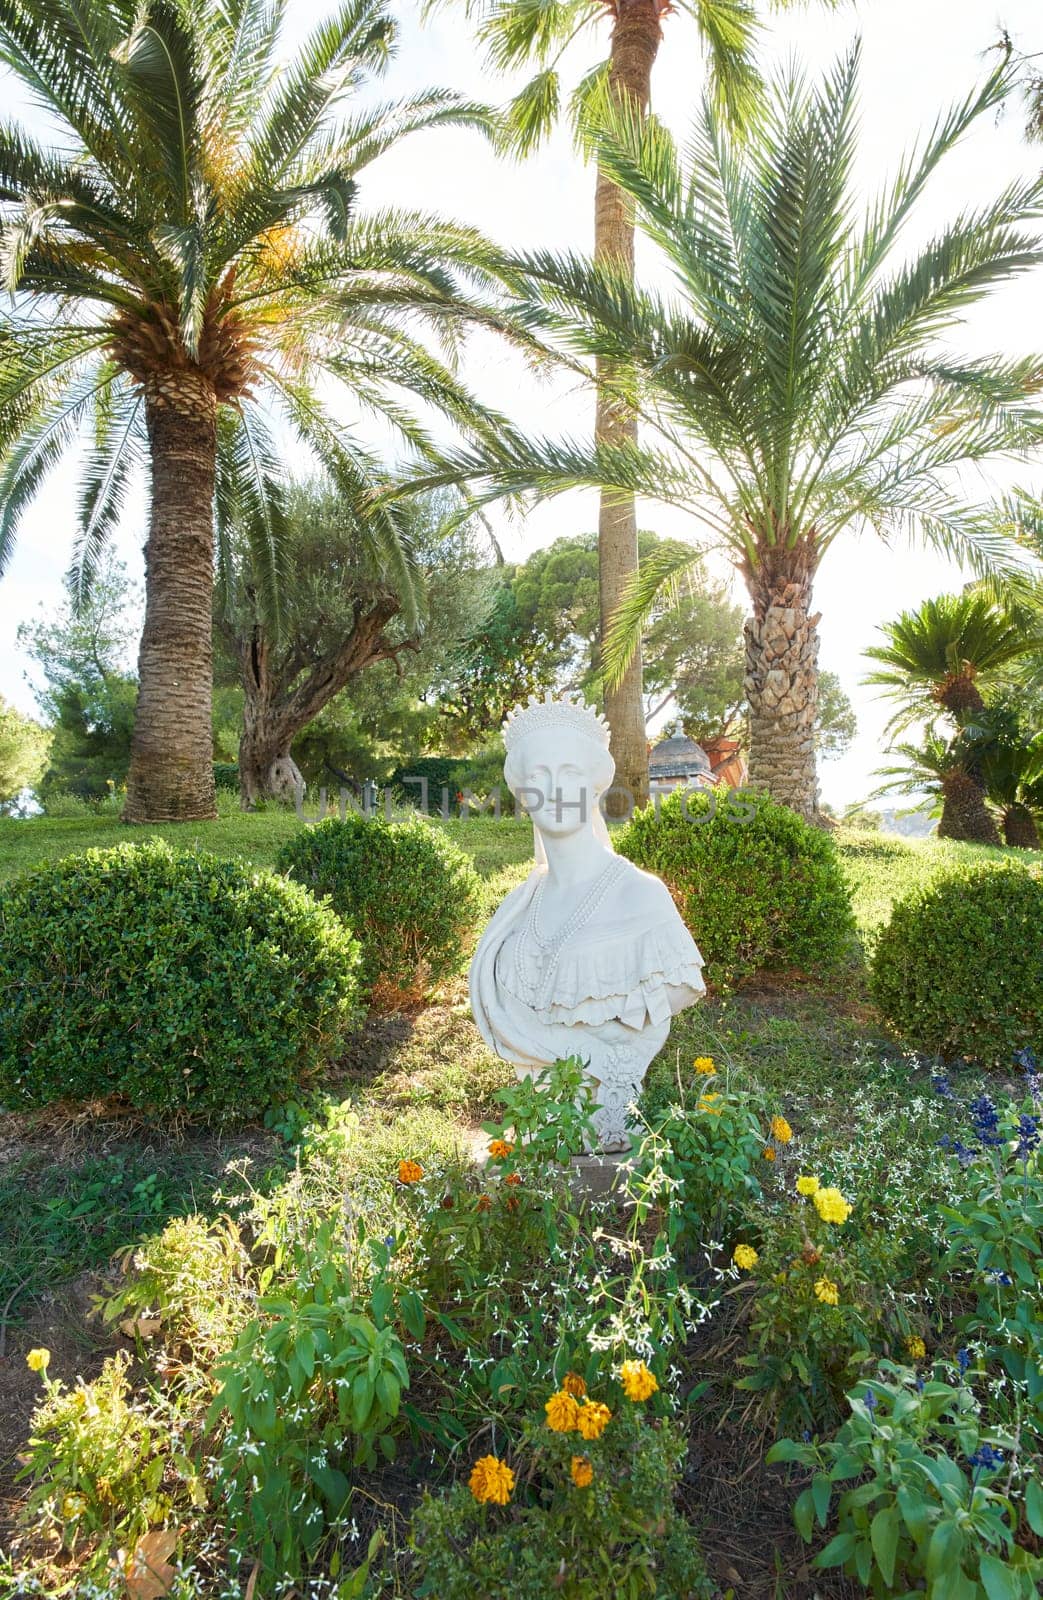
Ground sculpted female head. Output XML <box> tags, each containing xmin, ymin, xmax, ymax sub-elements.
<box><xmin>503</xmin><ymin>695</ymin><xmax>615</xmax><ymax>837</ymax></box>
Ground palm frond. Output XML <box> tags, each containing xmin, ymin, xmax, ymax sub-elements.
<box><xmin>602</xmin><ymin>540</ymin><xmax>705</xmax><ymax>689</ymax></box>
<box><xmin>71</xmin><ymin>371</ymin><xmax>145</xmax><ymax>601</ymax></box>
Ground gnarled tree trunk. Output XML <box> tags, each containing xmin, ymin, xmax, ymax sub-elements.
<box><xmin>743</xmin><ymin>540</ymin><xmax>822</xmax><ymax>822</ymax></box>
<box><xmin>236</xmin><ymin>594</ymin><xmax>403</xmax><ymax>808</ymax></box>
<box><xmin>123</xmin><ymin>376</ymin><xmax>218</xmax><ymax>822</ymax></box>
<box><xmin>596</xmin><ymin>0</ymin><xmax>664</xmax><ymax>815</ymax></box>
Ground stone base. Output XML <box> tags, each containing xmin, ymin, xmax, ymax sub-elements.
<box><xmin>568</xmin><ymin>1150</ymin><xmax>630</xmax><ymax>1200</ymax></box>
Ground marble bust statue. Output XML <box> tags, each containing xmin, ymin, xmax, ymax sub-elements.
<box><xmin>469</xmin><ymin>693</ymin><xmax>706</xmax><ymax>1151</ymax></box>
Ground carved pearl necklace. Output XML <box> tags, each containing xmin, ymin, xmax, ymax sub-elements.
<box><xmin>512</xmin><ymin>856</ymin><xmax>626</xmax><ymax>1011</ymax></box>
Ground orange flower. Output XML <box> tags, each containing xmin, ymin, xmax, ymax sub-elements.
<box><xmin>545</xmin><ymin>1391</ymin><xmax>581</xmax><ymax>1432</ymax></box>
<box><xmin>469</xmin><ymin>1454</ymin><xmax>514</xmax><ymax>1505</ymax></box>
<box><xmin>762</xmin><ymin>1146</ymin><xmax>777</xmax><ymax>1162</ymax></box>
<box><xmin>476</xmin><ymin>1194</ymin><xmax>492</xmax><ymax>1212</ymax></box>
<box><xmin>397</xmin><ymin>1160</ymin><xmax>424</xmax><ymax>1185</ymax></box>
<box><xmin>575</xmin><ymin>1400</ymin><xmax>611</xmax><ymax>1440</ymax></box>
<box><xmin>488</xmin><ymin>1139</ymin><xmax>514</xmax><ymax>1160</ymax></box>
<box><xmin>562</xmin><ymin>1371</ymin><xmax>587</xmax><ymax>1398</ymax></box>
<box><xmin>504</xmin><ymin>1172</ymin><xmax>521</xmax><ymax>1186</ymax></box>
<box><xmin>505</xmin><ymin>1195</ymin><xmax>519</xmax><ymax>1213</ymax></box>
<box><xmin>620</xmin><ymin>1361</ymin><xmax>658</xmax><ymax>1402</ymax></box>
<box><xmin>570</xmin><ymin>1455</ymin><xmax>594</xmax><ymax>1488</ymax></box>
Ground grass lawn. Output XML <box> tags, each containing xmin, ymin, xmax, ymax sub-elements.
<box><xmin>0</xmin><ymin>809</ymin><xmax>1038</xmax><ymax>1597</ymax></box>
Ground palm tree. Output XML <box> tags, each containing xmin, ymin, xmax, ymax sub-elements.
<box><xmin>870</xmin><ymin>729</ymin><xmax>1003</xmax><ymax>846</ymax></box>
<box><xmin>864</xmin><ymin>593</ymin><xmax>1038</xmax><ymax>729</ymax></box>
<box><xmin>864</xmin><ymin>593</ymin><xmax>1041</xmax><ymax>843</ymax></box>
<box><xmin>414</xmin><ymin>50</ymin><xmax>1043</xmax><ymax>820</ymax></box>
<box><xmin>425</xmin><ymin>0</ymin><xmax>770</xmax><ymax>812</ymax></box>
<box><xmin>0</xmin><ymin>0</ymin><xmax>515</xmax><ymax>821</ymax></box>
<box><xmin>970</xmin><ymin>697</ymin><xmax>1043</xmax><ymax>849</ymax></box>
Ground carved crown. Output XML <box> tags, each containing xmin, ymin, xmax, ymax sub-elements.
<box><xmin>502</xmin><ymin>691</ymin><xmax>611</xmax><ymax>752</ymax></box>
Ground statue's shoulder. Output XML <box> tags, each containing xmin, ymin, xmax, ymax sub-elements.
<box><xmin>611</xmin><ymin>855</ymin><xmax>676</xmax><ymax>911</ymax></box>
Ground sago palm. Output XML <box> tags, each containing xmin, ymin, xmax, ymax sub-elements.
<box><xmin>864</xmin><ymin>593</ymin><xmax>1039</xmax><ymax>733</ymax></box>
<box><xmin>871</xmin><ymin>728</ymin><xmax>1002</xmax><ymax>847</ymax></box>
<box><xmin>420</xmin><ymin>49</ymin><xmax>1043</xmax><ymax>819</ymax></box>
<box><xmin>0</xmin><ymin>0</ymin><xmax>513</xmax><ymax>821</ymax></box>
<box><xmin>425</xmin><ymin>0</ymin><xmax>772</xmax><ymax>810</ymax></box>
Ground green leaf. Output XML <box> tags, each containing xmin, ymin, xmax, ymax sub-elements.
<box><xmin>814</xmin><ymin>1532</ymin><xmax>858</xmax><ymax>1569</ymax></box>
<box><xmin>979</xmin><ymin>1554</ymin><xmax>1021</xmax><ymax>1600</ymax></box>
<box><xmin>812</xmin><ymin>1472</ymin><xmax>832</xmax><ymax>1527</ymax></box>
<box><xmin>793</xmin><ymin>1488</ymin><xmax>815</xmax><ymax>1542</ymax></box>
<box><xmin>1024</xmin><ymin>1475</ymin><xmax>1043</xmax><ymax>1537</ymax></box>
<box><xmin>870</xmin><ymin>1505</ymin><xmax>900</xmax><ymax>1588</ymax></box>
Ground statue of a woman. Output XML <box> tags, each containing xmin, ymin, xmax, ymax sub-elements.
<box><xmin>469</xmin><ymin>693</ymin><xmax>706</xmax><ymax>1150</ymax></box>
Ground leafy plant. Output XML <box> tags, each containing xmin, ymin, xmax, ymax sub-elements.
<box><xmin>871</xmin><ymin>863</ymin><xmax>1043</xmax><ymax>1064</ymax></box>
<box><xmin>735</xmin><ymin>1174</ymin><xmax>919</xmax><ymax>1431</ymax></box>
<box><xmin>277</xmin><ymin>812</ymin><xmax>480</xmax><ymax>1001</ymax></box>
<box><xmin>205</xmin><ymin>1221</ymin><xmax>409</xmax><ymax>1578</ymax></box>
<box><xmin>769</xmin><ymin>1363</ymin><xmax>1043</xmax><ymax>1597</ymax></box>
<box><xmin>617</xmin><ymin>788</ymin><xmax>855</xmax><ymax>989</ymax></box>
<box><xmin>18</xmin><ymin>1349</ymin><xmax>205</xmax><ymax>1556</ymax></box>
<box><xmin>410</xmin><ymin>1389</ymin><xmax>708</xmax><ymax>1600</ymax></box>
<box><xmin>0</xmin><ymin>840</ymin><xmax>361</xmax><ymax>1117</ymax></box>
<box><xmin>484</xmin><ymin>1056</ymin><xmax>600</xmax><ymax>1166</ymax></box>
<box><xmin>937</xmin><ymin>1073</ymin><xmax>1043</xmax><ymax>1443</ymax></box>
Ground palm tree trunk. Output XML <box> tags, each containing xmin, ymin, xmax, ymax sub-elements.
<box><xmin>123</xmin><ymin>376</ymin><xmax>218</xmax><ymax>823</ymax></box>
<box><xmin>1002</xmin><ymin>802</ymin><xmax>1040</xmax><ymax>850</ymax></box>
<box><xmin>938</xmin><ymin>769</ymin><xmax>1001</xmax><ymax>846</ymax></box>
<box><xmin>743</xmin><ymin>541</ymin><xmax>822</xmax><ymax>822</ymax></box>
<box><xmin>596</xmin><ymin>0</ymin><xmax>663</xmax><ymax>815</ymax></box>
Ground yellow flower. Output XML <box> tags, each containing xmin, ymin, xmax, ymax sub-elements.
<box><xmin>693</xmin><ymin>1056</ymin><xmax>716</xmax><ymax>1075</ymax></box>
<box><xmin>697</xmin><ymin>1093</ymin><xmax>722</xmax><ymax>1116</ymax></box>
<box><xmin>544</xmin><ymin>1391</ymin><xmax>581</xmax><ymax>1432</ymax></box>
<box><xmin>762</xmin><ymin>1146</ymin><xmax>777</xmax><ymax>1162</ymax></box>
<box><xmin>61</xmin><ymin>1493</ymin><xmax>87</xmax><ymax>1520</ymax></box>
<box><xmin>905</xmin><ymin>1335</ymin><xmax>926</xmax><ymax>1360</ymax></box>
<box><xmin>619</xmin><ymin>1360</ymin><xmax>658</xmax><ymax>1402</ymax></box>
<box><xmin>570</xmin><ymin>1455</ymin><xmax>594</xmax><ymax>1488</ymax></box>
<box><xmin>562</xmin><ymin>1371</ymin><xmax>587</xmax><ymax>1398</ymax></box>
<box><xmin>813</xmin><ymin>1186</ymin><xmax>852</xmax><ymax>1225</ymax></box>
<box><xmin>814</xmin><ymin>1277</ymin><xmax>840</xmax><ymax>1306</ymax></box>
<box><xmin>733</xmin><ymin>1244</ymin><xmax>759</xmax><ymax>1271</ymax></box>
<box><xmin>397</xmin><ymin>1160</ymin><xmax>424</xmax><ymax>1185</ymax></box>
<box><xmin>575</xmin><ymin>1400</ymin><xmax>611</xmax><ymax>1440</ymax></box>
<box><xmin>796</xmin><ymin>1175</ymin><xmax>820</xmax><ymax>1197</ymax></box>
<box><xmin>488</xmin><ymin>1139</ymin><xmax>514</xmax><ymax>1160</ymax></box>
<box><xmin>469</xmin><ymin>1454</ymin><xmax>515</xmax><ymax>1505</ymax></box>
<box><xmin>26</xmin><ymin>1348</ymin><xmax>50</xmax><ymax>1373</ymax></box>
<box><xmin>770</xmin><ymin>1115</ymin><xmax>793</xmax><ymax>1144</ymax></box>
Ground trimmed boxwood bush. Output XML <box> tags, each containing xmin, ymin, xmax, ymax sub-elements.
<box><xmin>870</xmin><ymin>862</ymin><xmax>1043</xmax><ymax>1065</ymax></box>
<box><xmin>0</xmin><ymin>840</ymin><xmax>361</xmax><ymax>1117</ymax></box>
<box><xmin>276</xmin><ymin>812</ymin><xmax>481</xmax><ymax>1000</ymax></box>
<box><xmin>616</xmin><ymin>788</ymin><xmax>855</xmax><ymax>990</ymax></box>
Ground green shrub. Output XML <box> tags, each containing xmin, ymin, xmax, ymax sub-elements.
<box><xmin>617</xmin><ymin>789</ymin><xmax>855</xmax><ymax>990</ymax></box>
<box><xmin>870</xmin><ymin>863</ymin><xmax>1043</xmax><ymax>1064</ymax></box>
<box><xmin>213</xmin><ymin>761</ymin><xmax>240</xmax><ymax>792</ymax></box>
<box><xmin>0</xmin><ymin>839</ymin><xmax>360</xmax><ymax>1117</ymax></box>
<box><xmin>277</xmin><ymin>813</ymin><xmax>480</xmax><ymax>999</ymax></box>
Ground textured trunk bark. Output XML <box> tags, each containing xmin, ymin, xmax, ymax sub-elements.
<box><xmin>123</xmin><ymin>376</ymin><xmax>218</xmax><ymax>822</ymax></box>
<box><xmin>237</xmin><ymin>597</ymin><xmax>401</xmax><ymax>808</ymax></box>
<box><xmin>938</xmin><ymin>769</ymin><xmax>1002</xmax><ymax>846</ymax></box>
<box><xmin>743</xmin><ymin>540</ymin><xmax>822</xmax><ymax>822</ymax></box>
<box><xmin>596</xmin><ymin>0</ymin><xmax>663</xmax><ymax>815</ymax></box>
<box><xmin>1002</xmin><ymin>802</ymin><xmax>1039</xmax><ymax>850</ymax></box>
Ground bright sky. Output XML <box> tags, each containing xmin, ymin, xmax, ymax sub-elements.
<box><xmin>1</xmin><ymin>0</ymin><xmax>1041</xmax><ymax>808</ymax></box>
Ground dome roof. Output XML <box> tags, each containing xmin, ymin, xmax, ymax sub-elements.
<box><xmin>649</xmin><ymin>729</ymin><xmax>712</xmax><ymax>780</ymax></box>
